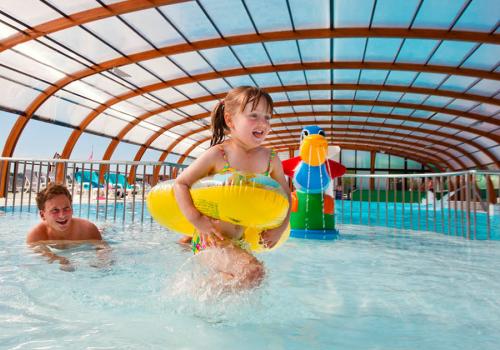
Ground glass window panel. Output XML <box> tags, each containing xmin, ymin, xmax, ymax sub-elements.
<box><xmin>293</xmin><ymin>105</ymin><xmax>313</xmax><ymax>113</ymax></box>
<box><xmin>385</xmin><ymin>71</ymin><xmax>418</xmax><ymax>86</ymax></box>
<box><xmin>333</xmin><ymin>38</ymin><xmax>366</xmax><ymax>61</ymax></box>
<box><xmin>48</xmin><ymin>26</ymin><xmax>120</xmax><ymax>63</ymax></box>
<box><xmin>401</xmin><ymin>121</ymin><xmax>422</xmax><ymax>128</ymax></box>
<box><xmin>274</xmin><ymin>106</ymin><xmax>294</xmax><ymax>114</ymax></box>
<box><xmin>439</xmin><ymin>75</ymin><xmax>478</xmax><ymax>92</ymax></box>
<box><xmin>161</xmin><ymin>2</ymin><xmax>219</xmax><ymax>41</ymax></box>
<box><xmin>392</xmin><ymin>108</ymin><xmax>414</xmax><ymax>116</ymax></box>
<box><xmin>278</xmin><ymin>71</ymin><xmax>306</xmax><ymax>85</ymax></box>
<box><xmin>359</xmin><ymin>70</ymin><xmax>389</xmax><ymax>85</ymax></box>
<box><xmin>454</xmin><ymin>0</ymin><xmax>499</xmax><ymax>32</ymax></box>
<box><xmin>305</xmin><ymin>70</ymin><xmax>330</xmax><ymax>83</ymax></box>
<box><xmin>355</xmin><ymin>90</ymin><xmax>379</xmax><ymax>100</ymax></box>
<box><xmin>199</xmin><ymin>0</ymin><xmax>254</xmax><ymax>36</ymax></box>
<box><xmin>333</xmin><ymin>90</ymin><xmax>355</xmax><ymax>99</ymax></box>
<box><xmin>412</xmin><ymin>0</ymin><xmax>466</xmax><ymax>29</ymax></box>
<box><xmin>270</xmin><ymin>92</ymin><xmax>288</xmax><ymax>102</ymax></box>
<box><xmin>88</xmin><ymin>115</ymin><xmax>129</xmax><ymax>137</ymax></box>
<box><xmin>374</xmin><ymin>154</ymin><xmax>390</xmax><ymax>170</ymax></box>
<box><xmin>1</xmin><ymin>0</ymin><xmax>60</xmax><ymax>26</ymax></box>
<box><xmin>225</xmin><ymin>75</ymin><xmax>255</xmax><ymax>87</ymax></box>
<box><xmin>232</xmin><ymin>44</ymin><xmax>271</xmax><ymax>67</ymax></box>
<box><xmin>200</xmin><ymin>47</ymin><xmax>242</xmax><ymax>70</ymax></box>
<box><xmin>287</xmin><ymin>91</ymin><xmax>310</xmax><ymax>100</ymax></box>
<box><xmin>372</xmin><ymin>0</ymin><xmax>421</xmax><ymax>28</ymax></box>
<box><xmin>169</xmin><ymin>52</ymin><xmax>213</xmax><ymax>75</ymax></box>
<box><xmin>124</xmin><ymin>126</ymin><xmax>156</xmax><ymax>145</ymax></box>
<box><xmin>396</xmin><ymin>39</ymin><xmax>439</xmax><ymax>64</ymax></box>
<box><xmin>411</xmin><ymin>110</ymin><xmax>433</xmax><ymax>118</ymax></box>
<box><xmin>140</xmin><ymin>58</ymin><xmax>187</xmax><ymax>81</ymax></box>
<box><xmin>0</xmin><ymin>50</ymin><xmax>65</xmax><ymax>83</ymax></box>
<box><xmin>313</xmin><ymin>105</ymin><xmax>331</xmax><ymax>112</ymax></box>
<box><xmin>151</xmin><ymin>88</ymin><xmax>188</xmax><ymax>104</ymax></box>
<box><xmin>372</xmin><ymin>106</ymin><xmax>392</xmax><ymax>114</ymax></box>
<box><xmin>48</xmin><ymin>0</ymin><xmax>101</xmax><ymax>14</ymax></box>
<box><xmin>177</xmin><ymin>104</ymin><xmax>208</xmax><ymax>116</ymax></box>
<box><xmin>0</xmin><ymin>77</ymin><xmax>41</xmax><ymax>110</ymax></box>
<box><xmin>111</xmin><ymin>101</ymin><xmax>145</xmax><ymax>118</ymax></box>
<box><xmin>265</xmin><ymin>41</ymin><xmax>300</xmax><ymax>64</ymax></box>
<box><xmin>365</xmin><ymin>38</ymin><xmax>402</xmax><ymax>62</ymax></box>
<box><xmin>351</xmin><ymin>105</ymin><xmax>372</xmax><ymax>113</ymax></box>
<box><xmin>199</xmin><ymin>79</ymin><xmax>231</xmax><ymax>94</ymax></box>
<box><xmin>411</xmin><ymin>72</ymin><xmax>447</xmax><ymax>89</ymax></box>
<box><xmin>175</xmin><ymin>82</ymin><xmax>209</xmax><ymax>99</ymax></box>
<box><xmin>333</xmin><ymin>105</ymin><xmax>351</xmax><ymax>112</ymax></box>
<box><xmin>428</xmin><ymin>41</ymin><xmax>476</xmax><ymax>67</ymax></box>
<box><xmin>356</xmin><ymin>150</ymin><xmax>371</xmax><ymax>168</ymax></box>
<box><xmin>113</xmin><ymin>64</ymin><xmax>161</xmax><ymax>87</ymax></box>
<box><xmin>0</xmin><ymin>64</ymin><xmax>49</xmax><ymax>91</ymax></box>
<box><xmin>122</xmin><ymin>8</ymin><xmax>185</xmax><ymax>47</ymax></box>
<box><xmin>467</xmin><ymin>79</ymin><xmax>499</xmax><ymax>97</ymax></box>
<box><xmin>78</xmin><ymin>74</ymin><xmax>129</xmax><ymax>98</ymax></box>
<box><xmin>461</xmin><ymin>44</ymin><xmax>500</xmax><ymax>70</ymax></box>
<box><xmin>390</xmin><ymin>155</ymin><xmax>405</xmax><ymax>169</ymax></box>
<box><xmin>245</xmin><ymin>0</ymin><xmax>293</xmax><ymax>32</ymax></box>
<box><xmin>446</xmin><ymin>99</ymin><xmax>478</xmax><ymax>112</ymax></box>
<box><xmin>310</xmin><ymin>90</ymin><xmax>330</xmax><ymax>99</ymax></box>
<box><xmin>400</xmin><ymin>93</ymin><xmax>428</xmax><ymax>104</ymax></box>
<box><xmin>298</xmin><ymin>39</ymin><xmax>330</xmax><ymax>62</ymax></box>
<box><xmin>289</xmin><ymin>0</ymin><xmax>329</xmax><ymax>29</ymax></box>
<box><xmin>470</xmin><ymin>103</ymin><xmax>499</xmax><ymax>116</ymax></box>
<box><xmin>378</xmin><ymin>91</ymin><xmax>403</xmax><ymax>102</ymax></box>
<box><xmin>349</xmin><ymin>116</ymin><xmax>368</xmax><ymax>122</ymax></box>
<box><xmin>335</xmin><ymin>0</ymin><xmax>374</xmax><ymax>27</ymax></box>
<box><xmin>431</xmin><ymin>113</ymin><xmax>456</xmax><ymax>122</ymax></box>
<box><xmin>84</xmin><ymin>17</ymin><xmax>153</xmax><ymax>55</ymax></box>
<box><xmin>333</xmin><ymin>69</ymin><xmax>360</xmax><ymax>84</ymax></box>
<box><xmin>127</xmin><ymin>95</ymin><xmax>162</xmax><ymax>112</ymax></box>
<box><xmin>341</xmin><ymin>149</ymin><xmax>356</xmax><ymax>168</ymax></box>
<box><xmin>406</xmin><ymin>158</ymin><xmax>422</xmax><ymax>170</ymax></box>
<box><xmin>424</xmin><ymin>96</ymin><xmax>453</xmax><ymax>108</ymax></box>
<box><xmin>251</xmin><ymin>73</ymin><xmax>281</xmax><ymax>87</ymax></box>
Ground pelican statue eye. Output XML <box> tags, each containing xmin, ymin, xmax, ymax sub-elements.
<box><xmin>318</xmin><ymin>130</ymin><xmax>326</xmax><ymax>137</ymax></box>
<box><xmin>301</xmin><ymin>129</ymin><xmax>309</xmax><ymax>141</ymax></box>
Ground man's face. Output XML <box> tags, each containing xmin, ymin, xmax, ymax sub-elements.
<box><xmin>40</xmin><ymin>194</ymin><xmax>73</xmax><ymax>233</ymax></box>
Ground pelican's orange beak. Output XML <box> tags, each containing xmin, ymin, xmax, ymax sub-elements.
<box><xmin>299</xmin><ymin>134</ymin><xmax>328</xmax><ymax>166</ymax></box>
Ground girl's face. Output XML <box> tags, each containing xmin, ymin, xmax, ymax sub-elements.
<box><xmin>226</xmin><ymin>97</ymin><xmax>272</xmax><ymax>148</ymax></box>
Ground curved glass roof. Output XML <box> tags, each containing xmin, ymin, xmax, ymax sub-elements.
<box><xmin>0</xmin><ymin>0</ymin><xmax>499</xmax><ymax>170</ymax></box>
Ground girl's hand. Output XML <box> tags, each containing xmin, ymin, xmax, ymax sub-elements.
<box><xmin>193</xmin><ymin>215</ymin><xmax>224</xmax><ymax>247</ymax></box>
<box><xmin>260</xmin><ymin>227</ymin><xmax>284</xmax><ymax>249</ymax></box>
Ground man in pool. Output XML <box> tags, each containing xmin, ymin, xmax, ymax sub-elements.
<box><xmin>27</xmin><ymin>183</ymin><xmax>110</xmax><ymax>271</ymax></box>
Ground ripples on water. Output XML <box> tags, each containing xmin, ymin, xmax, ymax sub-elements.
<box><xmin>0</xmin><ymin>212</ymin><xmax>499</xmax><ymax>349</ymax></box>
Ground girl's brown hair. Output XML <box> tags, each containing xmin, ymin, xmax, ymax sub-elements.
<box><xmin>210</xmin><ymin>86</ymin><xmax>273</xmax><ymax>146</ymax></box>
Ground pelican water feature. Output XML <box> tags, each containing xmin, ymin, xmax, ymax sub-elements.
<box><xmin>282</xmin><ymin>126</ymin><xmax>346</xmax><ymax>239</ymax></box>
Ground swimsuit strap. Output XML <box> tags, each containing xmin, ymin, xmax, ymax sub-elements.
<box><xmin>219</xmin><ymin>145</ymin><xmax>235</xmax><ymax>173</ymax></box>
<box><xmin>264</xmin><ymin>148</ymin><xmax>276</xmax><ymax>176</ymax></box>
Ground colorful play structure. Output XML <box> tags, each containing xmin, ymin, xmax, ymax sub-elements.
<box><xmin>282</xmin><ymin>126</ymin><xmax>346</xmax><ymax>240</ymax></box>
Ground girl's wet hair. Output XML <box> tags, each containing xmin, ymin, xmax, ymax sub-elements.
<box><xmin>210</xmin><ymin>86</ymin><xmax>273</xmax><ymax>146</ymax></box>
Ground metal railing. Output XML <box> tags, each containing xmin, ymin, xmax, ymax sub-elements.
<box><xmin>1</xmin><ymin>158</ymin><xmax>499</xmax><ymax>240</ymax></box>
<box><xmin>333</xmin><ymin>170</ymin><xmax>500</xmax><ymax>240</ymax></box>
<box><xmin>0</xmin><ymin>157</ymin><xmax>186</xmax><ymax>223</ymax></box>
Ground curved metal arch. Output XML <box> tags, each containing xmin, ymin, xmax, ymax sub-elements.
<box><xmin>264</xmin><ymin>134</ymin><xmax>465</xmax><ymax>169</ymax></box>
<box><xmin>145</xmin><ymin>116</ymin><xmax>495</xmax><ymax>172</ymax></box>
<box><xmin>63</xmin><ymin>74</ymin><xmax>500</xmax><ymax>162</ymax></box>
<box><xmin>173</xmin><ymin>136</ymin><xmax>448</xmax><ymax>173</ymax></box>
<box><xmin>124</xmin><ymin>102</ymin><xmax>498</xmax><ymax>168</ymax></box>
<box><xmin>264</xmin><ymin>128</ymin><xmax>475</xmax><ymax>168</ymax></box>
<box><xmin>0</xmin><ymin>0</ymin><xmax>189</xmax><ymax>53</ymax></box>
<box><xmin>4</xmin><ymin>31</ymin><xmax>499</xmax><ymax>159</ymax></box>
<box><xmin>62</xmin><ymin>79</ymin><xmax>500</xmax><ymax>159</ymax></box>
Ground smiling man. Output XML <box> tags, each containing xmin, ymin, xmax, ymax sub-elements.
<box><xmin>27</xmin><ymin>183</ymin><xmax>107</xmax><ymax>271</ymax></box>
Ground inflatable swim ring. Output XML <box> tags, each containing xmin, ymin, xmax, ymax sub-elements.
<box><xmin>147</xmin><ymin>172</ymin><xmax>290</xmax><ymax>252</ymax></box>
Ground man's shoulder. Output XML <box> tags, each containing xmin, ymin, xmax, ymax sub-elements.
<box><xmin>26</xmin><ymin>223</ymin><xmax>49</xmax><ymax>243</ymax></box>
<box><xmin>73</xmin><ymin>218</ymin><xmax>102</xmax><ymax>240</ymax></box>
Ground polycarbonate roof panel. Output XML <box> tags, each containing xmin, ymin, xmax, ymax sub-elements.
<box><xmin>0</xmin><ymin>0</ymin><xmax>498</xmax><ymax>169</ymax></box>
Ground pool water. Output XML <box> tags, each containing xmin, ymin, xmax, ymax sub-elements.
<box><xmin>1</xmin><ymin>212</ymin><xmax>499</xmax><ymax>349</ymax></box>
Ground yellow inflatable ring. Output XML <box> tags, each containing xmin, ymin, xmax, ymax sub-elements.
<box><xmin>147</xmin><ymin>172</ymin><xmax>290</xmax><ymax>252</ymax></box>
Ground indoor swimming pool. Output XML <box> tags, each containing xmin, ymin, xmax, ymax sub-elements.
<box><xmin>1</xmin><ymin>211</ymin><xmax>499</xmax><ymax>349</ymax></box>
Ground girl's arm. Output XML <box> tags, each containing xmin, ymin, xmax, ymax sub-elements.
<box><xmin>260</xmin><ymin>153</ymin><xmax>292</xmax><ymax>248</ymax></box>
<box><xmin>173</xmin><ymin>147</ymin><xmax>225</xmax><ymax>245</ymax></box>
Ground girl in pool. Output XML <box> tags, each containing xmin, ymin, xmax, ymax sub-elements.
<box><xmin>173</xmin><ymin>86</ymin><xmax>290</xmax><ymax>290</ymax></box>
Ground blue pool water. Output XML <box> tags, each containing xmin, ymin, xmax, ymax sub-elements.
<box><xmin>1</xmin><ymin>210</ymin><xmax>499</xmax><ymax>349</ymax></box>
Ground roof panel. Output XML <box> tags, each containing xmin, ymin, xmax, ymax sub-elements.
<box><xmin>265</xmin><ymin>41</ymin><xmax>301</xmax><ymax>64</ymax></box>
<box><xmin>453</xmin><ymin>0</ymin><xmax>500</xmax><ymax>32</ymax></box>
<box><xmin>0</xmin><ymin>77</ymin><xmax>41</xmax><ymax>111</ymax></box>
<box><xmin>112</xmin><ymin>64</ymin><xmax>161</xmax><ymax>87</ymax></box>
<box><xmin>199</xmin><ymin>0</ymin><xmax>255</xmax><ymax>36</ymax></box>
<box><xmin>365</xmin><ymin>38</ymin><xmax>402</xmax><ymax>62</ymax></box>
<box><xmin>0</xmin><ymin>20</ymin><xmax>18</xmax><ymax>40</ymax></box>
<box><xmin>396</xmin><ymin>39</ymin><xmax>439</xmax><ymax>64</ymax></box>
<box><xmin>334</xmin><ymin>0</ymin><xmax>374</xmax><ymax>27</ymax></box>
<box><xmin>160</xmin><ymin>1</ymin><xmax>219</xmax><ymax>41</ymax></box>
<box><xmin>252</xmin><ymin>72</ymin><xmax>282</xmax><ymax>87</ymax></box>
<box><xmin>245</xmin><ymin>0</ymin><xmax>293</xmax><ymax>33</ymax></box>
<box><xmin>412</xmin><ymin>72</ymin><xmax>448</xmax><ymax>89</ymax></box>
<box><xmin>199</xmin><ymin>79</ymin><xmax>231</xmax><ymax>94</ymax></box>
<box><xmin>428</xmin><ymin>41</ymin><xmax>477</xmax><ymax>67</ymax></box>
<box><xmin>333</xmin><ymin>38</ymin><xmax>367</xmax><ymax>61</ymax></box>
<box><xmin>385</xmin><ymin>71</ymin><xmax>418</xmax><ymax>86</ymax></box>
<box><xmin>175</xmin><ymin>82</ymin><xmax>209</xmax><ymax>99</ymax></box>
<box><xmin>333</xmin><ymin>69</ymin><xmax>360</xmax><ymax>83</ymax></box>
<box><xmin>289</xmin><ymin>0</ymin><xmax>329</xmax><ymax>29</ymax></box>
<box><xmin>372</xmin><ymin>0</ymin><xmax>421</xmax><ymax>28</ymax></box>
<box><xmin>461</xmin><ymin>44</ymin><xmax>500</xmax><ymax>70</ymax></box>
<box><xmin>122</xmin><ymin>8</ymin><xmax>186</xmax><ymax>47</ymax></box>
<box><xmin>78</xmin><ymin>75</ymin><xmax>129</xmax><ymax>98</ymax></box>
<box><xmin>305</xmin><ymin>70</ymin><xmax>331</xmax><ymax>84</ymax></box>
<box><xmin>287</xmin><ymin>91</ymin><xmax>310</xmax><ymax>100</ymax></box>
<box><xmin>0</xmin><ymin>49</ymin><xmax>66</xmax><ymax>83</ymax></box>
<box><xmin>200</xmin><ymin>47</ymin><xmax>242</xmax><ymax>70</ymax></box>
<box><xmin>439</xmin><ymin>75</ymin><xmax>478</xmax><ymax>92</ymax></box>
<box><xmin>359</xmin><ymin>70</ymin><xmax>389</xmax><ymax>85</ymax></box>
<box><xmin>467</xmin><ymin>79</ymin><xmax>500</xmax><ymax>97</ymax></box>
<box><xmin>140</xmin><ymin>58</ymin><xmax>187</xmax><ymax>81</ymax></box>
<box><xmin>169</xmin><ymin>51</ymin><xmax>213</xmax><ymax>75</ymax></box>
<box><xmin>298</xmin><ymin>39</ymin><xmax>330</xmax><ymax>62</ymax></box>
<box><xmin>278</xmin><ymin>71</ymin><xmax>306</xmax><ymax>85</ymax></box>
<box><xmin>412</xmin><ymin>0</ymin><xmax>467</xmax><ymax>29</ymax></box>
<box><xmin>0</xmin><ymin>0</ymin><xmax>60</xmax><ymax>27</ymax></box>
<box><xmin>232</xmin><ymin>44</ymin><xmax>271</xmax><ymax>67</ymax></box>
